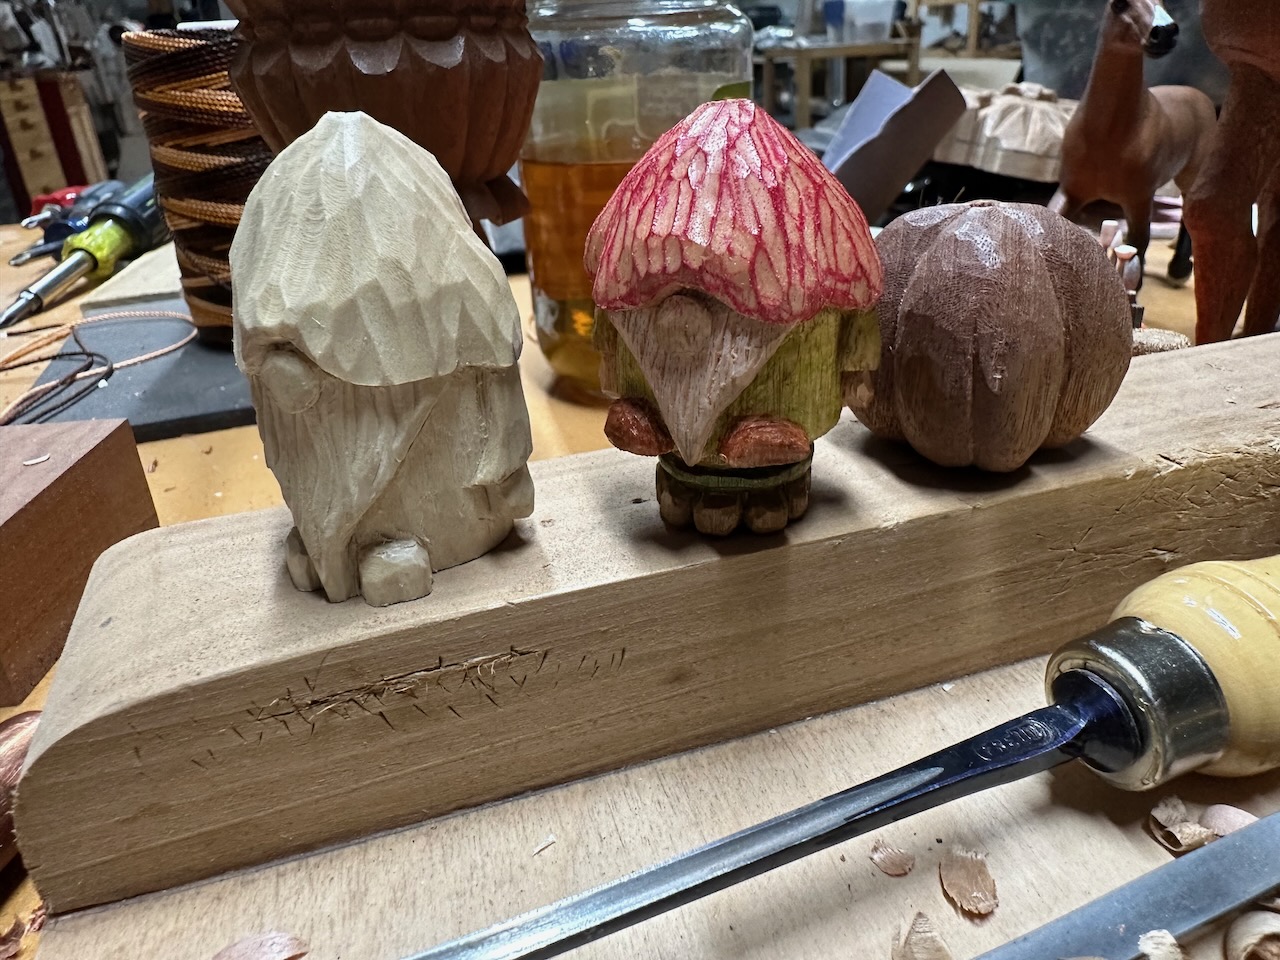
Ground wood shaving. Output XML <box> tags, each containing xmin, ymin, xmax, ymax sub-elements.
<box><xmin>1255</xmin><ymin>894</ymin><xmax>1280</xmax><ymax>913</ymax></box>
<box><xmin>1138</xmin><ymin>929</ymin><xmax>1188</xmax><ymax>959</ymax></box>
<box><xmin>532</xmin><ymin>834</ymin><xmax>556</xmax><ymax>856</ymax></box>
<box><xmin>1148</xmin><ymin>796</ymin><xmax>1217</xmax><ymax>854</ymax></box>
<box><xmin>939</xmin><ymin>848</ymin><xmax>998</xmax><ymax>917</ymax></box>
<box><xmin>0</xmin><ymin>918</ymin><xmax>26</xmax><ymax>960</ymax></box>
<box><xmin>891</xmin><ymin>912</ymin><xmax>953</xmax><ymax>960</ymax></box>
<box><xmin>869</xmin><ymin>838</ymin><xmax>915</xmax><ymax>877</ymax></box>
<box><xmin>1227</xmin><ymin>912</ymin><xmax>1280</xmax><ymax>960</ymax></box>
<box><xmin>211</xmin><ymin>933</ymin><xmax>309</xmax><ymax>960</ymax></box>
<box><xmin>1150</xmin><ymin>795</ymin><xmax>1190</xmax><ymax>829</ymax></box>
<box><xmin>27</xmin><ymin>902</ymin><xmax>46</xmax><ymax>933</ymax></box>
<box><xmin>1199</xmin><ymin>804</ymin><xmax>1257</xmax><ymax>837</ymax></box>
<box><xmin>20</xmin><ymin>455</ymin><xmax>49</xmax><ymax>466</ymax></box>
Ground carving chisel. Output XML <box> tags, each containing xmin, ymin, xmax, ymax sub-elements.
<box><xmin>974</xmin><ymin>810</ymin><xmax>1280</xmax><ymax>960</ymax></box>
<box><xmin>410</xmin><ymin>557</ymin><xmax>1280</xmax><ymax>960</ymax></box>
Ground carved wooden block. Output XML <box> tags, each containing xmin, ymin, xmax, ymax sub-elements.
<box><xmin>0</xmin><ymin>420</ymin><xmax>156</xmax><ymax>704</ymax></box>
<box><xmin>230</xmin><ymin>111</ymin><xmax>535</xmax><ymax>607</ymax></box>
<box><xmin>17</xmin><ymin>336</ymin><xmax>1280</xmax><ymax>913</ymax></box>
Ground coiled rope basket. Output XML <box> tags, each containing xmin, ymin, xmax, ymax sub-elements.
<box><xmin>122</xmin><ymin>28</ymin><xmax>273</xmax><ymax>346</ymax></box>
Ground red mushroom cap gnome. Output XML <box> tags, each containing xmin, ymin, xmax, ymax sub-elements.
<box><xmin>584</xmin><ymin>98</ymin><xmax>883</xmax><ymax>536</ymax></box>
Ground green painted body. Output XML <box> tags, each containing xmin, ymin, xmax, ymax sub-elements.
<box><xmin>598</xmin><ymin>307</ymin><xmax>879</xmax><ymax>470</ymax></box>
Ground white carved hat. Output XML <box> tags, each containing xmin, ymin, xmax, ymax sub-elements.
<box><xmin>231</xmin><ymin>111</ymin><xmax>522</xmax><ymax>387</ymax></box>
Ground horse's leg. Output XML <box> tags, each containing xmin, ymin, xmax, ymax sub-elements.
<box><xmin>1120</xmin><ymin>198</ymin><xmax>1153</xmax><ymax>293</ymax></box>
<box><xmin>1168</xmin><ymin>222</ymin><xmax>1193</xmax><ymax>285</ymax></box>
<box><xmin>1184</xmin><ymin>65</ymin><xmax>1280</xmax><ymax>344</ymax></box>
<box><xmin>1242</xmin><ymin>162</ymin><xmax>1280</xmax><ymax>337</ymax></box>
<box><xmin>1049</xmin><ymin>188</ymin><xmax>1085</xmax><ymax>222</ymax></box>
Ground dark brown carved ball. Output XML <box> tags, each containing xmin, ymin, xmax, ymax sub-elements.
<box><xmin>846</xmin><ymin>201</ymin><xmax>1132</xmax><ymax>472</ymax></box>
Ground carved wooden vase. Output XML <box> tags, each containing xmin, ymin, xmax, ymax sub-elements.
<box><xmin>223</xmin><ymin>0</ymin><xmax>541</xmax><ymax>225</ymax></box>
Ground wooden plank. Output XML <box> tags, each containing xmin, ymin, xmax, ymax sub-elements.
<box><xmin>16</xmin><ymin>335</ymin><xmax>1280</xmax><ymax>914</ymax></box>
<box><xmin>31</xmin><ymin>656</ymin><xmax>1280</xmax><ymax>960</ymax></box>
<box><xmin>0</xmin><ymin>420</ymin><xmax>158</xmax><ymax>704</ymax></box>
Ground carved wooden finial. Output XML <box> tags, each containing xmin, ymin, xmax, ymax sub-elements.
<box><xmin>232</xmin><ymin>111</ymin><xmax>534</xmax><ymax>606</ymax></box>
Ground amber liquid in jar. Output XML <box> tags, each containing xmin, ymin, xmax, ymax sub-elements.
<box><xmin>521</xmin><ymin>157</ymin><xmax>636</xmax><ymax>392</ymax></box>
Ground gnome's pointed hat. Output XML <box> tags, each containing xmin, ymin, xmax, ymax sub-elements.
<box><xmin>232</xmin><ymin>111</ymin><xmax>521</xmax><ymax>387</ymax></box>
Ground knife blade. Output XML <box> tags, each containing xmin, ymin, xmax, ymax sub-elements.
<box><xmin>974</xmin><ymin>811</ymin><xmax>1280</xmax><ymax>960</ymax></box>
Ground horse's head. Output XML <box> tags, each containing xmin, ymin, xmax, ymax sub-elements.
<box><xmin>1108</xmin><ymin>0</ymin><xmax>1179</xmax><ymax>58</ymax></box>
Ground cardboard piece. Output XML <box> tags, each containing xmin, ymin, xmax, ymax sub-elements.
<box><xmin>823</xmin><ymin>69</ymin><xmax>966</xmax><ymax>224</ymax></box>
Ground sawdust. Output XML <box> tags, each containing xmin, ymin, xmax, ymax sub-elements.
<box><xmin>939</xmin><ymin>848</ymin><xmax>998</xmax><ymax>917</ymax></box>
<box><xmin>1227</xmin><ymin>912</ymin><xmax>1280</xmax><ymax>960</ymax></box>
<box><xmin>211</xmin><ymin>933</ymin><xmax>309</xmax><ymax>960</ymax></box>
<box><xmin>890</xmin><ymin>912</ymin><xmax>952</xmax><ymax>960</ymax></box>
<box><xmin>869</xmin><ymin>838</ymin><xmax>915</xmax><ymax>877</ymax></box>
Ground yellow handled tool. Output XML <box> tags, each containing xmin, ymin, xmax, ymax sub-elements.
<box><xmin>411</xmin><ymin>556</ymin><xmax>1280</xmax><ymax>960</ymax></box>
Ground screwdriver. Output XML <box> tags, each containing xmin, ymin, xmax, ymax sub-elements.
<box><xmin>0</xmin><ymin>174</ymin><xmax>167</xmax><ymax>330</ymax></box>
<box><xmin>411</xmin><ymin>556</ymin><xmax>1280</xmax><ymax>960</ymax></box>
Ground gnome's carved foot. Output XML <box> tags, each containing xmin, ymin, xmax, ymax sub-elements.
<box><xmin>655</xmin><ymin>455</ymin><xmax>813</xmax><ymax>536</ymax></box>
<box><xmin>285</xmin><ymin>527</ymin><xmax>321</xmax><ymax>592</ymax></box>
<box><xmin>718</xmin><ymin>416</ymin><xmax>811</xmax><ymax>468</ymax></box>
<box><xmin>359</xmin><ymin>539</ymin><xmax>433</xmax><ymax>607</ymax></box>
<box><xmin>485</xmin><ymin>465</ymin><xmax>535</xmax><ymax>519</ymax></box>
<box><xmin>605</xmin><ymin>398</ymin><xmax>674</xmax><ymax>457</ymax></box>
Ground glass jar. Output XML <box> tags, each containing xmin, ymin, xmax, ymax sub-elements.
<box><xmin>522</xmin><ymin>0</ymin><xmax>754</xmax><ymax>394</ymax></box>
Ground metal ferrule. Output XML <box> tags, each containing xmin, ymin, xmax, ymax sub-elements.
<box><xmin>1046</xmin><ymin>617</ymin><xmax>1229</xmax><ymax>791</ymax></box>
<box><xmin>26</xmin><ymin>249</ymin><xmax>97</xmax><ymax>305</ymax></box>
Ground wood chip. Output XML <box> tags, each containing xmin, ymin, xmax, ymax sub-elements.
<box><xmin>27</xmin><ymin>902</ymin><xmax>46</xmax><ymax>932</ymax></box>
<box><xmin>211</xmin><ymin>933</ymin><xmax>309</xmax><ymax>960</ymax></box>
<box><xmin>532</xmin><ymin>834</ymin><xmax>556</xmax><ymax>856</ymax></box>
<box><xmin>1227</xmin><ymin>912</ymin><xmax>1280</xmax><ymax>960</ymax></box>
<box><xmin>1138</xmin><ymin>929</ymin><xmax>1188</xmax><ymax>959</ymax></box>
<box><xmin>939</xmin><ymin>847</ymin><xmax>998</xmax><ymax>917</ymax></box>
<box><xmin>1199</xmin><ymin>804</ymin><xmax>1258</xmax><ymax>837</ymax></box>
<box><xmin>891</xmin><ymin>912</ymin><xmax>953</xmax><ymax>960</ymax></box>
<box><xmin>1148</xmin><ymin>796</ymin><xmax>1217</xmax><ymax>854</ymax></box>
<box><xmin>0</xmin><ymin>918</ymin><xmax>26</xmax><ymax>960</ymax></box>
<box><xmin>870</xmin><ymin>838</ymin><xmax>915</xmax><ymax>877</ymax></box>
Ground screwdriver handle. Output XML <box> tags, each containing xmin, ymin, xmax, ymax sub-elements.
<box><xmin>1111</xmin><ymin>557</ymin><xmax>1280</xmax><ymax>778</ymax></box>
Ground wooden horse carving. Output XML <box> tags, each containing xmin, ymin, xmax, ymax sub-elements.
<box><xmin>1051</xmin><ymin>0</ymin><xmax>1217</xmax><ymax>290</ymax></box>
<box><xmin>1183</xmin><ymin>2</ymin><xmax>1280</xmax><ymax>342</ymax></box>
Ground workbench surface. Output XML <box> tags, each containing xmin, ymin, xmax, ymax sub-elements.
<box><xmin>0</xmin><ymin>221</ymin><xmax>1263</xmax><ymax>960</ymax></box>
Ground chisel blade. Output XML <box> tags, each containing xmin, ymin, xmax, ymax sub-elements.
<box><xmin>975</xmin><ymin>811</ymin><xmax>1280</xmax><ymax>960</ymax></box>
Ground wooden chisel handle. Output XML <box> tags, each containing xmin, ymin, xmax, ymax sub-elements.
<box><xmin>1111</xmin><ymin>558</ymin><xmax>1280</xmax><ymax>778</ymax></box>
<box><xmin>1048</xmin><ymin>557</ymin><xmax>1280</xmax><ymax>790</ymax></box>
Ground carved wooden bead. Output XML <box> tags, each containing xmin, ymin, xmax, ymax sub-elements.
<box><xmin>848</xmin><ymin>201</ymin><xmax>1132</xmax><ymax>472</ymax></box>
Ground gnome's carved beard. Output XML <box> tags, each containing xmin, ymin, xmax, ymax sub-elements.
<box><xmin>609</xmin><ymin>294</ymin><xmax>791</xmax><ymax>465</ymax></box>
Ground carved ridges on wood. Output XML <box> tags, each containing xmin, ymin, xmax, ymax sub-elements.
<box><xmin>231</xmin><ymin>0</ymin><xmax>532</xmax><ymax>39</ymax></box>
<box><xmin>231</xmin><ymin>111</ymin><xmax>522</xmax><ymax>387</ymax></box>
<box><xmin>585</xmin><ymin>99</ymin><xmax>883</xmax><ymax>325</ymax></box>
<box><xmin>610</xmin><ymin>296</ymin><xmax>792</xmax><ymax>465</ymax></box>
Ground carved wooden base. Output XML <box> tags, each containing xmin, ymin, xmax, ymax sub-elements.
<box><xmin>655</xmin><ymin>454</ymin><xmax>812</xmax><ymax>536</ymax></box>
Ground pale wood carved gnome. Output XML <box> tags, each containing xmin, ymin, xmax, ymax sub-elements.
<box><xmin>231</xmin><ymin>111</ymin><xmax>534</xmax><ymax>606</ymax></box>
<box><xmin>585</xmin><ymin>99</ymin><xmax>883</xmax><ymax>536</ymax></box>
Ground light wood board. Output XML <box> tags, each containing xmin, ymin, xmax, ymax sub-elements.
<box><xmin>33</xmin><ymin>655</ymin><xmax>1280</xmax><ymax>960</ymax></box>
<box><xmin>17</xmin><ymin>334</ymin><xmax>1280</xmax><ymax>914</ymax></box>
